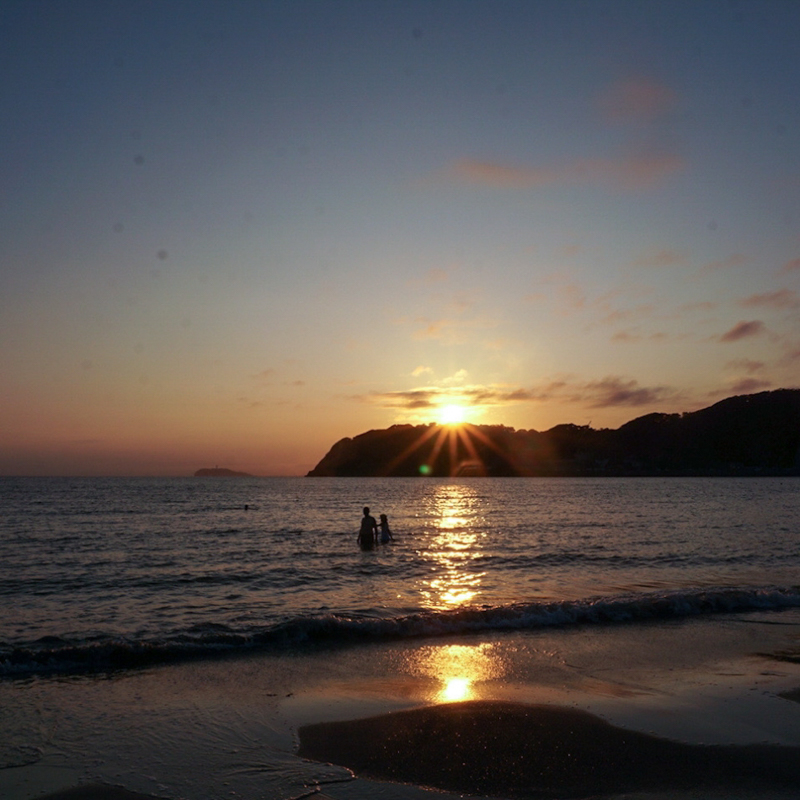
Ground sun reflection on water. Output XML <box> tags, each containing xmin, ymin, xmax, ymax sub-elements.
<box><xmin>418</xmin><ymin>483</ymin><xmax>487</xmax><ymax>610</ymax></box>
<box><xmin>442</xmin><ymin>676</ymin><xmax>470</xmax><ymax>701</ymax></box>
<box><xmin>406</xmin><ymin>642</ymin><xmax>505</xmax><ymax>703</ymax></box>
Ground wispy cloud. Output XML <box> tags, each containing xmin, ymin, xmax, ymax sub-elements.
<box><xmin>719</xmin><ymin>320</ymin><xmax>766</xmax><ymax>342</ymax></box>
<box><xmin>597</xmin><ymin>77</ymin><xmax>678</xmax><ymax>123</ymax></box>
<box><xmin>398</xmin><ymin>296</ymin><xmax>496</xmax><ymax>344</ymax></box>
<box><xmin>722</xmin><ymin>359</ymin><xmax>771</xmax><ymax>395</ymax></box>
<box><xmin>701</xmin><ymin>253</ymin><xmax>746</xmax><ymax>272</ymax></box>
<box><xmin>358</xmin><ymin>384</ymin><xmax>536</xmax><ymax>412</ymax></box>
<box><xmin>780</xmin><ymin>348</ymin><xmax>800</xmax><ymax>365</ymax></box>
<box><xmin>611</xmin><ymin>330</ymin><xmax>642</xmax><ymax>343</ymax></box>
<box><xmin>555</xmin><ymin>282</ymin><xmax>588</xmax><ymax>314</ymax></box>
<box><xmin>410</xmin><ymin>318</ymin><xmax>468</xmax><ymax>342</ymax></box>
<box><xmin>437</xmin><ymin>152</ymin><xmax>684</xmax><ymax>191</ymax></box>
<box><xmin>409</xmin><ymin>267</ymin><xmax>452</xmax><ymax>288</ymax></box>
<box><xmin>781</xmin><ymin>257</ymin><xmax>800</xmax><ymax>273</ymax></box>
<box><xmin>358</xmin><ymin>376</ymin><xmax>677</xmax><ymax>418</ymax></box>
<box><xmin>609</xmin><ymin>330</ymin><xmax>672</xmax><ymax>343</ymax></box>
<box><xmin>577</xmin><ymin>377</ymin><xmax>676</xmax><ymax>408</ymax></box>
<box><xmin>726</xmin><ymin>358</ymin><xmax>765</xmax><ymax>374</ymax></box>
<box><xmin>442</xmin><ymin>369</ymin><xmax>469</xmax><ymax>385</ymax></box>
<box><xmin>632</xmin><ymin>248</ymin><xmax>687</xmax><ymax>268</ymax></box>
<box><xmin>680</xmin><ymin>300</ymin><xmax>717</xmax><ymax>313</ymax></box>
<box><xmin>601</xmin><ymin>304</ymin><xmax>656</xmax><ymax>325</ymax></box>
<box><xmin>253</xmin><ymin>369</ymin><xmax>275</xmax><ymax>384</ymax></box>
<box><xmin>728</xmin><ymin>377</ymin><xmax>772</xmax><ymax>394</ymax></box>
<box><xmin>740</xmin><ymin>289</ymin><xmax>800</xmax><ymax>309</ymax></box>
<box><xmin>534</xmin><ymin>376</ymin><xmax>678</xmax><ymax>410</ymax></box>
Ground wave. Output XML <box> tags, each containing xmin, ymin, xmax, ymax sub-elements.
<box><xmin>2</xmin><ymin>585</ymin><xmax>798</xmax><ymax>679</ymax></box>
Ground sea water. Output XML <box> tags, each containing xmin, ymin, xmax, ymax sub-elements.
<box><xmin>2</xmin><ymin>476</ymin><xmax>799</xmax><ymax>677</ymax></box>
<box><xmin>2</xmin><ymin>477</ymin><xmax>800</xmax><ymax>800</ymax></box>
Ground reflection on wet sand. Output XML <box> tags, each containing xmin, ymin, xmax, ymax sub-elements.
<box><xmin>405</xmin><ymin>643</ymin><xmax>506</xmax><ymax>702</ymax></box>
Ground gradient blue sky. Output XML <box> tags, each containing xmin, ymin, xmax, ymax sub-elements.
<box><xmin>2</xmin><ymin>0</ymin><xmax>799</xmax><ymax>475</ymax></box>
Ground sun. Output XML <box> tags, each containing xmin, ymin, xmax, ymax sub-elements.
<box><xmin>437</xmin><ymin>404</ymin><xmax>467</xmax><ymax>425</ymax></box>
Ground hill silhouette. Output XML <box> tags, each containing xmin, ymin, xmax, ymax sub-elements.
<box><xmin>307</xmin><ymin>389</ymin><xmax>800</xmax><ymax>477</ymax></box>
<box><xmin>194</xmin><ymin>467</ymin><xmax>252</xmax><ymax>477</ymax></box>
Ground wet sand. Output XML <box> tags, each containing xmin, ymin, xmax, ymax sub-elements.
<box><xmin>34</xmin><ymin>788</ymin><xmax>165</xmax><ymax>800</ymax></box>
<box><xmin>299</xmin><ymin>699</ymin><xmax>800</xmax><ymax>798</ymax></box>
<box><xmin>7</xmin><ymin>612</ymin><xmax>800</xmax><ymax>800</ymax></box>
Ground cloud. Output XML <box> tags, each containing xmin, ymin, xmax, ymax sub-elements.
<box><xmin>442</xmin><ymin>369</ymin><xmax>469</xmax><ymax>385</ymax></box>
<box><xmin>719</xmin><ymin>320</ymin><xmax>766</xmax><ymax>342</ymax></box>
<box><xmin>597</xmin><ymin>77</ymin><xmax>678</xmax><ymax>123</ymax></box>
<box><xmin>359</xmin><ymin>376</ymin><xmax>676</xmax><ymax>416</ymax></box>
<box><xmin>611</xmin><ymin>330</ymin><xmax>642</xmax><ymax>342</ymax></box>
<box><xmin>358</xmin><ymin>384</ymin><xmax>536</xmax><ymax>412</ymax></box>
<box><xmin>725</xmin><ymin>359</ymin><xmax>765</xmax><ymax>374</ymax></box>
<box><xmin>601</xmin><ymin>304</ymin><xmax>656</xmax><ymax>325</ymax></box>
<box><xmin>402</xmin><ymin>301</ymin><xmax>495</xmax><ymax>344</ymax></box>
<box><xmin>411</xmin><ymin>365</ymin><xmax>433</xmax><ymax>377</ymax></box>
<box><xmin>578</xmin><ymin>377</ymin><xmax>676</xmax><ymax>408</ymax></box>
<box><xmin>555</xmin><ymin>282</ymin><xmax>588</xmax><ymax>314</ymax></box>
<box><xmin>632</xmin><ymin>248</ymin><xmax>687</xmax><ymax>268</ymax></box>
<box><xmin>740</xmin><ymin>289</ymin><xmax>800</xmax><ymax>309</ymax></box>
<box><xmin>680</xmin><ymin>300</ymin><xmax>717</xmax><ymax>313</ymax></box>
<box><xmin>780</xmin><ymin>348</ymin><xmax>800</xmax><ymax>364</ymax></box>
<box><xmin>728</xmin><ymin>378</ymin><xmax>772</xmax><ymax>394</ymax></box>
<box><xmin>701</xmin><ymin>253</ymin><xmax>746</xmax><ymax>272</ymax></box>
<box><xmin>437</xmin><ymin>152</ymin><xmax>684</xmax><ymax>191</ymax></box>
<box><xmin>409</xmin><ymin>267</ymin><xmax>453</xmax><ymax>289</ymax></box>
<box><xmin>781</xmin><ymin>257</ymin><xmax>800</xmax><ymax>273</ymax></box>
<box><xmin>365</xmin><ymin>389</ymin><xmax>440</xmax><ymax>410</ymax></box>
<box><xmin>422</xmin><ymin>268</ymin><xmax>450</xmax><ymax>285</ymax></box>
<box><xmin>411</xmin><ymin>319</ymin><xmax>455</xmax><ymax>341</ymax></box>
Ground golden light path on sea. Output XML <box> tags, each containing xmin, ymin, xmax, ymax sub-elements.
<box><xmin>417</xmin><ymin>482</ymin><xmax>487</xmax><ymax>609</ymax></box>
<box><xmin>407</xmin><ymin>483</ymin><xmax>507</xmax><ymax>702</ymax></box>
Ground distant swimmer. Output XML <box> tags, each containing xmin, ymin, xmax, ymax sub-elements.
<box><xmin>378</xmin><ymin>513</ymin><xmax>394</xmax><ymax>543</ymax></box>
<box><xmin>357</xmin><ymin>506</ymin><xmax>378</xmax><ymax>550</ymax></box>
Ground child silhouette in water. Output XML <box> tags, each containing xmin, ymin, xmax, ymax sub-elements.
<box><xmin>378</xmin><ymin>513</ymin><xmax>393</xmax><ymax>543</ymax></box>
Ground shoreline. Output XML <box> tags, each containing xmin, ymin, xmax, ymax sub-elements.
<box><xmin>5</xmin><ymin>612</ymin><xmax>800</xmax><ymax>800</ymax></box>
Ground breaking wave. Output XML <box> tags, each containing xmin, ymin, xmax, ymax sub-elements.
<box><xmin>2</xmin><ymin>584</ymin><xmax>798</xmax><ymax>679</ymax></box>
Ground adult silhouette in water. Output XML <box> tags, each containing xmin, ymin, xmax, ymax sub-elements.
<box><xmin>358</xmin><ymin>506</ymin><xmax>378</xmax><ymax>550</ymax></box>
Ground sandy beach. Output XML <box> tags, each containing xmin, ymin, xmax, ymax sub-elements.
<box><xmin>1</xmin><ymin>608</ymin><xmax>797</xmax><ymax>800</ymax></box>
<box><xmin>34</xmin><ymin>789</ymin><xmax>164</xmax><ymax>800</ymax></box>
<box><xmin>299</xmin><ymin>699</ymin><xmax>800</xmax><ymax>798</ymax></box>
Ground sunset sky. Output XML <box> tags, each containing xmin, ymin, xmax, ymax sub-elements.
<box><xmin>2</xmin><ymin>0</ymin><xmax>800</xmax><ymax>476</ymax></box>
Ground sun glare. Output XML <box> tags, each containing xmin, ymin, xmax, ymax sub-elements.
<box><xmin>438</xmin><ymin>404</ymin><xmax>467</xmax><ymax>425</ymax></box>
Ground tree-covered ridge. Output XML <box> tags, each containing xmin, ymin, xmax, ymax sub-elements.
<box><xmin>307</xmin><ymin>390</ymin><xmax>800</xmax><ymax>477</ymax></box>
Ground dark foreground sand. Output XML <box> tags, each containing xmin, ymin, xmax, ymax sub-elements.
<box><xmin>299</xmin><ymin>700</ymin><xmax>800</xmax><ymax>799</ymax></box>
<box><xmin>34</xmin><ymin>788</ymin><xmax>164</xmax><ymax>800</ymax></box>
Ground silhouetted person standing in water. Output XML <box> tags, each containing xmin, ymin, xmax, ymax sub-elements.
<box><xmin>378</xmin><ymin>513</ymin><xmax>393</xmax><ymax>543</ymax></box>
<box><xmin>358</xmin><ymin>506</ymin><xmax>377</xmax><ymax>549</ymax></box>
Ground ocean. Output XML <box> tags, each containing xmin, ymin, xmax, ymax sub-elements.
<box><xmin>2</xmin><ymin>477</ymin><xmax>800</xmax><ymax>800</ymax></box>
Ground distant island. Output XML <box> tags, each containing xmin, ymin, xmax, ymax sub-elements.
<box><xmin>307</xmin><ymin>389</ymin><xmax>800</xmax><ymax>478</ymax></box>
<box><xmin>194</xmin><ymin>467</ymin><xmax>253</xmax><ymax>477</ymax></box>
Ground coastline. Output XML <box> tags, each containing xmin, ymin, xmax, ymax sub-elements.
<box><xmin>4</xmin><ymin>609</ymin><xmax>799</xmax><ymax>800</ymax></box>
